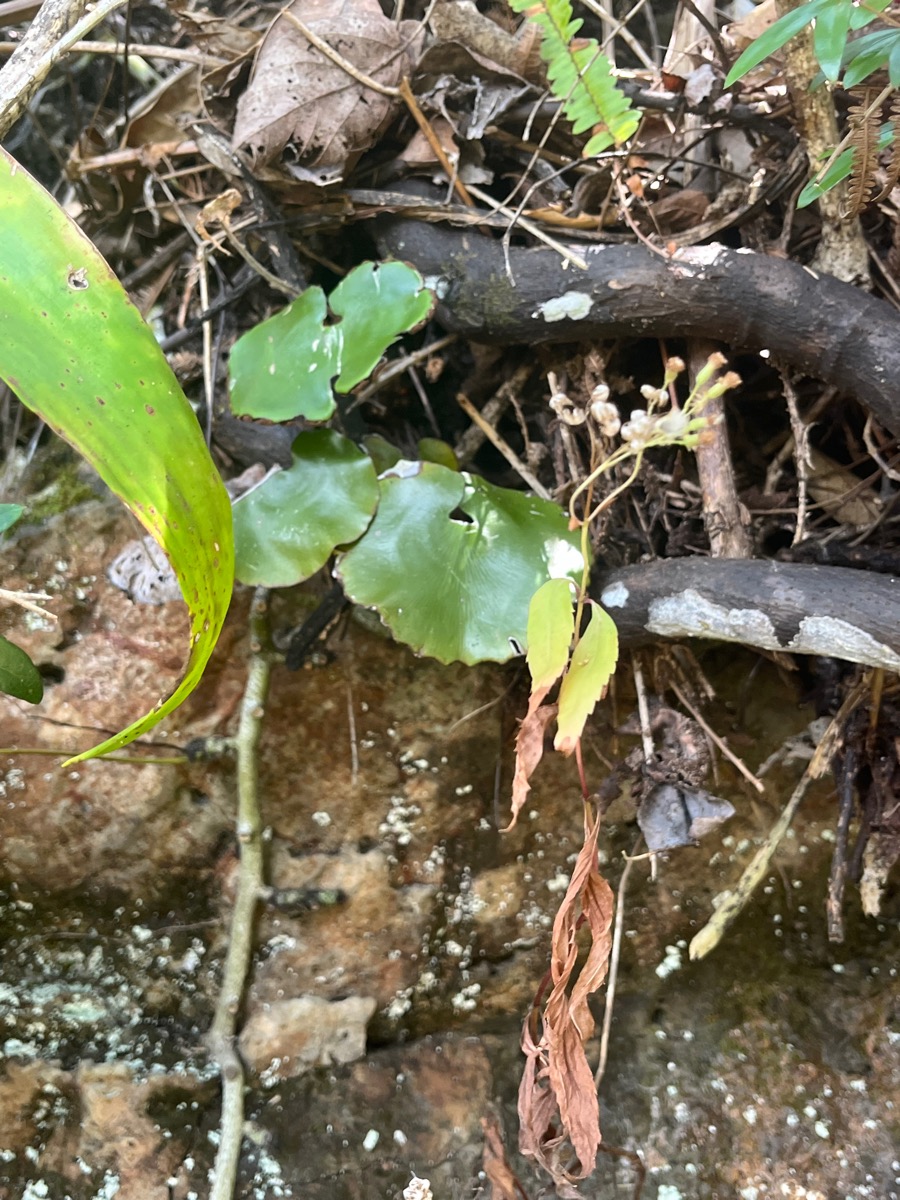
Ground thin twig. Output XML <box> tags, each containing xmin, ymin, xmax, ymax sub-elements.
<box><xmin>455</xmin><ymin>392</ymin><xmax>551</xmax><ymax>499</ymax></box>
<box><xmin>0</xmin><ymin>40</ymin><xmax>225</xmax><ymax>64</ymax></box>
<box><xmin>0</xmin><ymin>0</ymin><xmax>129</xmax><ymax>139</ymax></box>
<box><xmin>671</xmin><ymin>681</ymin><xmax>765</xmax><ymax>794</ymax></box>
<box><xmin>689</xmin><ymin>761</ymin><xmax>814</xmax><ymax>960</ymax></box>
<box><xmin>595</xmin><ymin>846</ymin><xmax>636</xmax><ymax>1088</ymax></box>
<box><xmin>862</xmin><ymin>415</ymin><xmax>900</xmax><ymax>484</ymax></box>
<box><xmin>465</xmin><ymin>183</ymin><xmax>588</xmax><ymax>272</ymax></box>
<box><xmin>352</xmin><ymin>333</ymin><xmax>457</xmax><ymax>406</ymax></box>
<box><xmin>207</xmin><ymin>588</ymin><xmax>272</xmax><ymax>1200</ymax></box>
<box><xmin>630</xmin><ymin>655</ymin><xmax>658</xmax><ymax>881</ymax></box>
<box><xmin>347</xmin><ymin>683</ymin><xmax>359</xmax><ymax>788</ymax></box>
<box><xmin>0</xmin><ymin>586</ymin><xmax>55</xmax><ymax>620</ymax></box>
<box><xmin>780</xmin><ymin>369</ymin><xmax>812</xmax><ymax>544</ymax></box>
<box><xmin>68</xmin><ymin>138</ymin><xmax>198</xmax><ymax>178</ymax></box>
<box><xmin>280</xmin><ymin>7</ymin><xmax>400</xmax><ymax>96</ymax></box>
<box><xmin>826</xmin><ymin>739</ymin><xmax>856</xmax><ymax>943</ymax></box>
<box><xmin>689</xmin><ymin>683</ymin><xmax>858</xmax><ymax>960</ymax></box>
<box><xmin>596</xmin><ymin>0</ymin><xmax>657</xmax><ymax>69</ymax></box>
<box><xmin>214</xmin><ymin>222</ymin><xmax>298</xmax><ymax>299</ymax></box>
<box><xmin>631</xmin><ymin>654</ymin><xmax>655</xmax><ymax>763</ymax></box>
<box><xmin>453</xmin><ymin>363</ymin><xmax>531</xmax><ymax>466</ymax></box>
<box><xmin>398</xmin><ymin>76</ymin><xmax>473</xmax><ymax>207</ymax></box>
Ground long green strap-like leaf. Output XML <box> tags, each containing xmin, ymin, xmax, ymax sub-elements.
<box><xmin>0</xmin><ymin>149</ymin><xmax>233</xmax><ymax>764</ymax></box>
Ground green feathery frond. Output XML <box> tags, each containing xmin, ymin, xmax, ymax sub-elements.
<box><xmin>508</xmin><ymin>0</ymin><xmax>639</xmax><ymax>155</ymax></box>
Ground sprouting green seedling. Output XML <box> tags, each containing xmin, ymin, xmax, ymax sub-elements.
<box><xmin>567</xmin><ymin>352</ymin><xmax>741</xmax><ymax>532</ymax></box>
<box><xmin>509</xmin><ymin>355</ymin><xmax>741</xmax><ymax>821</ymax></box>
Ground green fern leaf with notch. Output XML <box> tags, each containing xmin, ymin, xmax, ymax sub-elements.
<box><xmin>508</xmin><ymin>0</ymin><xmax>639</xmax><ymax>155</ymax></box>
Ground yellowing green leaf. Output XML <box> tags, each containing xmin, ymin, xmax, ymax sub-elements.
<box><xmin>0</xmin><ymin>150</ymin><xmax>233</xmax><ymax>764</ymax></box>
<box><xmin>554</xmin><ymin>604</ymin><xmax>618</xmax><ymax>755</ymax></box>
<box><xmin>526</xmin><ymin>578</ymin><xmax>574</xmax><ymax>696</ymax></box>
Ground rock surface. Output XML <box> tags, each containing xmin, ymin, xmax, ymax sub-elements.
<box><xmin>2</xmin><ymin>495</ymin><xmax>900</xmax><ymax>1199</ymax></box>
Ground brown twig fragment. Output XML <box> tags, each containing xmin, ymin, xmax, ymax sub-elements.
<box><xmin>687</xmin><ymin>341</ymin><xmax>751</xmax><ymax>559</ymax></box>
<box><xmin>281</xmin><ymin>6</ymin><xmax>400</xmax><ymax>96</ymax></box>
<box><xmin>398</xmin><ymin>77</ymin><xmax>473</xmax><ymax>208</ymax></box>
<box><xmin>0</xmin><ymin>40</ymin><xmax>226</xmax><ymax>65</ymax></box>
<box><xmin>456</xmin><ymin>392</ymin><xmax>551</xmax><ymax>499</ymax></box>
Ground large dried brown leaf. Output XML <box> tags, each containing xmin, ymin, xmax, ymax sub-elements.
<box><xmin>518</xmin><ymin>811</ymin><xmax>614</xmax><ymax>1190</ymax></box>
<box><xmin>232</xmin><ymin>0</ymin><xmax>422</xmax><ymax>174</ymax></box>
<box><xmin>481</xmin><ymin>1112</ymin><xmax>529</xmax><ymax>1200</ymax></box>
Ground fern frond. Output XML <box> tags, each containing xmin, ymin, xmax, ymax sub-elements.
<box><xmin>845</xmin><ymin>88</ymin><xmax>883</xmax><ymax>216</ymax></box>
<box><xmin>508</xmin><ymin>0</ymin><xmax>639</xmax><ymax>155</ymax></box>
<box><xmin>875</xmin><ymin>94</ymin><xmax>900</xmax><ymax>203</ymax></box>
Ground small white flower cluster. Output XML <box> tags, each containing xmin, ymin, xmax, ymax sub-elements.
<box><xmin>620</xmin><ymin>408</ymin><xmax>657</xmax><ymax>448</ymax></box>
<box><xmin>549</xmin><ymin>354</ymin><xmax>740</xmax><ymax>463</ymax></box>
<box><xmin>564</xmin><ymin>351</ymin><xmax>742</xmax><ymax>527</ymax></box>
<box><xmin>589</xmin><ymin>384</ymin><xmax>621</xmax><ymax>437</ymax></box>
<box><xmin>548</xmin><ymin>387</ymin><xmax>585</xmax><ymax>425</ymax></box>
<box><xmin>549</xmin><ymin>374</ymin><xmax>622</xmax><ymax>434</ymax></box>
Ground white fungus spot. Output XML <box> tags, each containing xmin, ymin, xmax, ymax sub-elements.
<box><xmin>535</xmin><ymin>291</ymin><xmax>593</xmax><ymax>322</ymax></box>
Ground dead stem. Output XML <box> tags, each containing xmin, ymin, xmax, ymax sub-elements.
<box><xmin>689</xmin><ymin>680</ymin><xmax>862</xmax><ymax>960</ymax></box>
<box><xmin>207</xmin><ymin>587</ymin><xmax>271</xmax><ymax>1200</ymax></box>
<box><xmin>0</xmin><ymin>0</ymin><xmax>128</xmax><ymax>139</ymax></box>
<box><xmin>456</xmin><ymin>391</ymin><xmax>551</xmax><ymax>498</ymax></box>
<box><xmin>688</xmin><ymin>340</ymin><xmax>751</xmax><ymax>558</ymax></box>
<box><xmin>0</xmin><ymin>40</ymin><xmax>227</xmax><ymax>65</ymax></box>
<box><xmin>780</xmin><ymin>369</ymin><xmax>812</xmax><ymax>545</ymax></box>
<box><xmin>595</xmin><ymin>846</ymin><xmax>636</xmax><ymax>1089</ymax></box>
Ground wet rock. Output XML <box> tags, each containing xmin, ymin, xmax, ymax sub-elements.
<box><xmin>0</xmin><ymin>501</ymin><xmax>239</xmax><ymax>894</ymax></box>
<box><xmin>239</xmin><ymin>994</ymin><xmax>378</xmax><ymax>1081</ymax></box>
<box><xmin>0</xmin><ymin>1059</ymin><xmax>208</xmax><ymax>1200</ymax></box>
<box><xmin>248</xmin><ymin>846</ymin><xmax>437</xmax><ymax>1022</ymax></box>
<box><xmin>255</xmin><ymin>1033</ymin><xmax>492</xmax><ymax>1199</ymax></box>
<box><xmin>4</xmin><ymin>491</ymin><xmax>900</xmax><ymax>1200</ymax></box>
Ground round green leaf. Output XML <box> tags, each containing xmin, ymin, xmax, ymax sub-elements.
<box><xmin>331</xmin><ymin>261</ymin><xmax>434</xmax><ymax>393</ymax></box>
<box><xmin>228</xmin><ymin>287</ymin><xmax>340</xmax><ymax>422</ymax></box>
<box><xmin>417</xmin><ymin>437</ymin><xmax>459</xmax><ymax>471</ymax></box>
<box><xmin>362</xmin><ymin>434</ymin><xmax>403</xmax><ymax>475</ymax></box>
<box><xmin>336</xmin><ymin>464</ymin><xmax>586</xmax><ymax>665</ymax></box>
<box><xmin>233</xmin><ymin>430</ymin><xmax>377</xmax><ymax>586</ymax></box>
<box><xmin>0</xmin><ymin>635</ymin><xmax>43</xmax><ymax>703</ymax></box>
